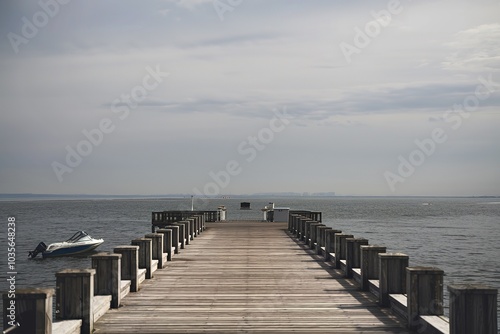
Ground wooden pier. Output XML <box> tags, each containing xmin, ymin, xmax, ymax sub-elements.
<box><xmin>93</xmin><ymin>221</ymin><xmax>407</xmax><ymax>333</ymax></box>
<box><xmin>3</xmin><ymin>210</ymin><xmax>498</xmax><ymax>334</ymax></box>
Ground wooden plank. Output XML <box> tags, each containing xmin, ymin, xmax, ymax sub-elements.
<box><xmin>94</xmin><ymin>221</ymin><xmax>408</xmax><ymax>333</ymax></box>
<box><xmin>93</xmin><ymin>295</ymin><xmax>111</xmax><ymax>323</ymax></box>
<box><xmin>52</xmin><ymin>320</ymin><xmax>82</xmax><ymax>334</ymax></box>
<box><xmin>420</xmin><ymin>315</ymin><xmax>450</xmax><ymax>334</ymax></box>
<box><xmin>120</xmin><ymin>280</ymin><xmax>131</xmax><ymax>299</ymax></box>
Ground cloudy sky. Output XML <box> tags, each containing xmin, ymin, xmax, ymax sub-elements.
<box><xmin>0</xmin><ymin>0</ymin><xmax>499</xmax><ymax>196</ymax></box>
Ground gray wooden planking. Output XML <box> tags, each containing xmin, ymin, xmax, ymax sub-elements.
<box><xmin>94</xmin><ymin>221</ymin><xmax>408</xmax><ymax>333</ymax></box>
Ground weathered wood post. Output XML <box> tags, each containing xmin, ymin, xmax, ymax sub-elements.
<box><xmin>304</xmin><ymin>220</ymin><xmax>315</xmax><ymax>243</ymax></box>
<box><xmin>145</xmin><ymin>233</ymin><xmax>167</xmax><ymax>268</ymax></box>
<box><xmin>406</xmin><ymin>267</ymin><xmax>444</xmax><ymax>331</ymax></box>
<box><xmin>448</xmin><ymin>284</ymin><xmax>498</xmax><ymax>334</ymax></box>
<box><xmin>193</xmin><ymin>215</ymin><xmax>201</xmax><ymax>235</ymax></box>
<box><xmin>2</xmin><ymin>288</ymin><xmax>54</xmax><ymax>334</ymax></box>
<box><xmin>298</xmin><ymin>217</ymin><xmax>307</xmax><ymax>239</ymax></box>
<box><xmin>288</xmin><ymin>214</ymin><xmax>297</xmax><ymax>233</ymax></box>
<box><xmin>162</xmin><ymin>225</ymin><xmax>180</xmax><ymax>254</ymax></box>
<box><xmin>345</xmin><ymin>238</ymin><xmax>369</xmax><ymax>278</ymax></box>
<box><xmin>200</xmin><ymin>214</ymin><xmax>206</xmax><ymax>231</ymax></box>
<box><xmin>291</xmin><ymin>215</ymin><xmax>298</xmax><ymax>236</ymax></box>
<box><xmin>324</xmin><ymin>229</ymin><xmax>342</xmax><ymax>261</ymax></box>
<box><xmin>114</xmin><ymin>245</ymin><xmax>139</xmax><ymax>292</ymax></box>
<box><xmin>298</xmin><ymin>218</ymin><xmax>308</xmax><ymax>240</ymax></box>
<box><xmin>379</xmin><ymin>253</ymin><xmax>409</xmax><ymax>307</ymax></box>
<box><xmin>292</xmin><ymin>215</ymin><xmax>299</xmax><ymax>237</ymax></box>
<box><xmin>192</xmin><ymin>218</ymin><xmax>197</xmax><ymax>238</ymax></box>
<box><xmin>317</xmin><ymin>226</ymin><xmax>331</xmax><ymax>255</ymax></box>
<box><xmin>55</xmin><ymin>269</ymin><xmax>95</xmax><ymax>334</ymax></box>
<box><xmin>156</xmin><ymin>229</ymin><xmax>173</xmax><ymax>261</ymax></box>
<box><xmin>309</xmin><ymin>223</ymin><xmax>322</xmax><ymax>248</ymax></box>
<box><xmin>294</xmin><ymin>216</ymin><xmax>301</xmax><ymax>238</ymax></box>
<box><xmin>289</xmin><ymin>214</ymin><xmax>296</xmax><ymax>235</ymax></box>
<box><xmin>178</xmin><ymin>221</ymin><xmax>191</xmax><ymax>246</ymax></box>
<box><xmin>190</xmin><ymin>217</ymin><xmax>197</xmax><ymax>237</ymax></box>
<box><xmin>187</xmin><ymin>218</ymin><xmax>196</xmax><ymax>239</ymax></box>
<box><xmin>177</xmin><ymin>221</ymin><xmax>190</xmax><ymax>248</ymax></box>
<box><xmin>334</xmin><ymin>234</ymin><xmax>353</xmax><ymax>269</ymax></box>
<box><xmin>173</xmin><ymin>223</ymin><xmax>186</xmax><ymax>249</ymax></box>
<box><xmin>360</xmin><ymin>245</ymin><xmax>386</xmax><ymax>291</ymax></box>
<box><xmin>195</xmin><ymin>217</ymin><xmax>200</xmax><ymax>236</ymax></box>
<box><xmin>91</xmin><ymin>253</ymin><xmax>121</xmax><ymax>308</ymax></box>
<box><xmin>131</xmin><ymin>238</ymin><xmax>153</xmax><ymax>279</ymax></box>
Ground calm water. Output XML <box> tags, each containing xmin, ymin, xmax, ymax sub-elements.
<box><xmin>1</xmin><ymin>196</ymin><xmax>499</xmax><ymax>325</ymax></box>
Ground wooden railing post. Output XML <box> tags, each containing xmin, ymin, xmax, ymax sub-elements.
<box><xmin>295</xmin><ymin>216</ymin><xmax>302</xmax><ymax>239</ymax></box>
<box><xmin>360</xmin><ymin>245</ymin><xmax>386</xmax><ymax>291</ymax></box>
<box><xmin>449</xmin><ymin>284</ymin><xmax>498</xmax><ymax>334</ymax></box>
<box><xmin>309</xmin><ymin>223</ymin><xmax>322</xmax><ymax>248</ymax></box>
<box><xmin>194</xmin><ymin>215</ymin><xmax>201</xmax><ymax>235</ymax></box>
<box><xmin>298</xmin><ymin>216</ymin><xmax>304</xmax><ymax>237</ymax></box>
<box><xmin>145</xmin><ymin>233</ymin><xmax>167</xmax><ymax>269</ymax></box>
<box><xmin>324</xmin><ymin>229</ymin><xmax>342</xmax><ymax>261</ymax></box>
<box><xmin>184</xmin><ymin>220</ymin><xmax>191</xmax><ymax>244</ymax></box>
<box><xmin>131</xmin><ymin>238</ymin><xmax>153</xmax><ymax>279</ymax></box>
<box><xmin>173</xmin><ymin>223</ymin><xmax>186</xmax><ymax>249</ymax></box>
<box><xmin>55</xmin><ymin>269</ymin><xmax>95</xmax><ymax>334</ymax></box>
<box><xmin>313</xmin><ymin>224</ymin><xmax>326</xmax><ymax>252</ymax></box>
<box><xmin>91</xmin><ymin>253</ymin><xmax>121</xmax><ymax>308</ymax></box>
<box><xmin>2</xmin><ymin>288</ymin><xmax>54</xmax><ymax>334</ymax></box>
<box><xmin>178</xmin><ymin>221</ymin><xmax>191</xmax><ymax>246</ymax></box>
<box><xmin>334</xmin><ymin>234</ymin><xmax>353</xmax><ymax>269</ymax></box>
<box><xmin>304</xmin><ymin>220</ymin><xmax>315</xmax><ymax>244</ymax></box>
<box><xmin>187</xmin><ymin>218</ymin><xmax>195</xmax><ymax>239</ymax></box>
<box><xmin>291</xmin><ymin>215</ymin><xmax>298</xmax><ymax>236</ymax></box>
<box><xmin>201</xmin><ymin>214</ymin><xmax>206</xmax><ymax>231</ymax></box>
<box><xmin>317</xmin><ymin>226</ymin><xmax>331</xmax><ymax>255</ymax></box>
<box><xmin>156</xmin><ymin>229</ymin><xmax>174</xmax><ymax>261</ymax></box>
<box><xmin>406</xmin><ymin>267</ymin><xmax>444</xmax><ymax>330</ymax></box>
<box><xmin>379</xmin><ymin>253</ymin><xmax>408</xmax><ymax>307</ymax></box>
<box><xmin>291</xmin><ymin>218</ymin><xmax>304</xmax><ymax>240</ymax></box>
<box><xmin>162</xmin><ymin>225</ymin><xmax>180</xmax><ymax>254</ymax></box>
<box><xmin>345</xmin><ymin>238</ymin><xmax>369</xmax><ymax>278</ymax></box>
<box><xmin>293</xmin><ymin>216</ymin><xmax>299</xmax><ymax>238</ymax></box>
<box><xmin>114</xmin><ymin>245</ymin><xmax>139</xmax><ymax>292</ymax></box>
<box><xmin>289</xmin><ymin>214</ymin><xmax>297</xmax><ymax>233</ymax></box>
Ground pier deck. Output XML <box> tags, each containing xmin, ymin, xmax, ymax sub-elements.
<box><xmin>93</xmin><ymin>221</ymin><xmax>408</xmax><ymax>333</ymax></box>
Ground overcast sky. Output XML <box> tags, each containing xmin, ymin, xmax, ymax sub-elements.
<box><xmin>0</xmin><ymin>0</ymin><xmax>499</xmax><ymax>196</ymax></box>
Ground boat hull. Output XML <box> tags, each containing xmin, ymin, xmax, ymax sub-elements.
<box><xmin>42</xmin><ymin>242</ymin><xmax>102</xmax><ymax>258</ymax></box>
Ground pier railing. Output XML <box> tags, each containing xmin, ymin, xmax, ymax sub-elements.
<box><xmin>4</xmin><ymin>211</ymin><xmax>497</xmax><ymax>334</ymax></box>
<box><xmin>2</xmin><ymin>213</ymin><xmax>206</xmax><ymax>334</ymax></box>
<box><xmin>151</xmin><ymin>210</ymin><xmax>218</xmax><ymax>231</ymax></box>
<box><xmin>288</xmin><ymin>213</ymin><xmax>498</xmax><ymax>334</ymax></box>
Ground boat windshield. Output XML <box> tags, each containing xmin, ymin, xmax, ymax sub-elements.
<box><xmin>65</xmin><ymin>231</ymin><xmax>91</xmax><ymax>243</ymax></box>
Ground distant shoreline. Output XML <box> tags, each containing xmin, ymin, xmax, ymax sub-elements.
<box><xmin>0</xmin><ymin>193</ymin><xmax>498</xmax><ymax>202</ymax></box>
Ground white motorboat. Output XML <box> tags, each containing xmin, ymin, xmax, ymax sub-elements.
<box><xmin>28</xmin><ymin>231</ymin><xmax>104</xmax><ymax>258</ymax></box>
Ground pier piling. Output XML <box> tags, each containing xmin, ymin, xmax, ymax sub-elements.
<box><xmin>2</xmin><ymin>288</ymin><xmax>54</xmax><ymax>334</ymax></box>
<box><xmin>131</xmin><ymin>238</ymin><xmax>153</xmax><ymax>279</ymax></box>
<box><xmin>55</xmin><ymin>269</ymin><xmax>95</xmax><ymax>334</ymax></box>
<box><xmin>113</xmin><ymin>245</ymin><xmax>140</xmax><ymax>292</ymax></box>
<box><xmin>449</xmin><ymin>284</ymin><xmax>498</xmax><ymax>334</ymax></box>
<box><xmin>91</xmin><ymin>253</ymin><xmax>121</xmax><ymax>308</ymax></box>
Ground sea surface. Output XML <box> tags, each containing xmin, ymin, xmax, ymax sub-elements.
<box><xmin>1</xmin><ymin>196</ymin><xmax>499</xmax><ymax>327</ymax></box>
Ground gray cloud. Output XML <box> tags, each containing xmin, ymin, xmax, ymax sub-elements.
<box><xmin>1</xmin><ymin>0</ymin><xmax>500</xmax><ymax>196</ymax></box>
